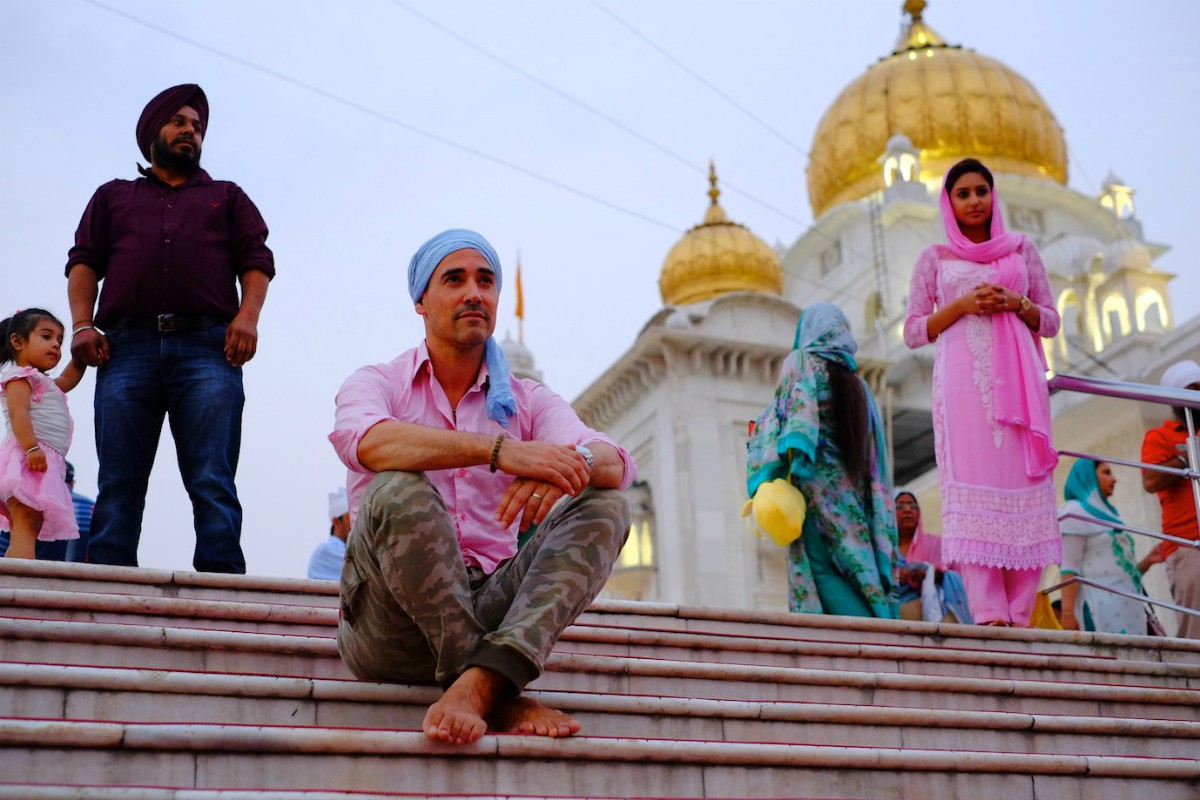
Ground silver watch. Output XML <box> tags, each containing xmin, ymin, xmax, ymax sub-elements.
<box><xmin>574</xmin><ymin>444</ymin><xmax>594</xmax><ymax>472</ymax></box>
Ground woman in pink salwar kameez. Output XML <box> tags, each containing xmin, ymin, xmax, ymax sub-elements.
<box><xmin>904</xmin><ymin>158</ymin><xmax>1061</xmax><ymax>626</ymax></box>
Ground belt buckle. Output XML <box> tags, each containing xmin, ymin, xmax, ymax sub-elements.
<box><xmin>156</xmin><ymin>314</ymin><xmax>179</xmax><ymax>332</ymax></box>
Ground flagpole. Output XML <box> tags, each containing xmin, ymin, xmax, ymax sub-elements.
<box><xmin>515</xmin><ymin>251</ymin><xmax>525</xmax><ymax>344</ymax></box>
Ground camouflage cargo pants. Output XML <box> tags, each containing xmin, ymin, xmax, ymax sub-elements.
<box><xmin>337</xmin><ymin>470</ymin><xmax>631</xmax><ymax>691</ymax></box>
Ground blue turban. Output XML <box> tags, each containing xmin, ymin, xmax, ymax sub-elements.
<box><xmin>407</xmin><ymin>229</ymin><xmax>515</xmax><ymax>425</ymax></box>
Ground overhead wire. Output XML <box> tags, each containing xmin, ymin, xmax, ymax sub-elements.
<box><xmin>588</xmin><ymin>0</ymin><xmax>805</xmax><ymax>157</ymax></box>
<box><xmin>385</xmin><ymin>0</ymin><xmax>809</xmax><ymax>231</ymax></box>
<box><xmin>587</xmin><ymin>0</ymin><xmax>953</xmax><ymax>293</ymax></box>
<box><xmin>81</xmin><ymin>0</ymin><xmax>680</xmax><ymax>234</ymax></box>
<box><xmin>84</xmin><ymin>0</ymin><xmax>910</xmax><ymax>311</ymax></box>
<box><xmin>382</xmin><ymin>0</ymin><xmax>896</xmax><ymax>308</ymax></box>
<box><xmin>1068</xmin><ymin>153</ymin><xmax>1098</xmax><ymax>197</ymax></box>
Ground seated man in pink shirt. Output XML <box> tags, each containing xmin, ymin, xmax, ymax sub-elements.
<box><xmin>329</xmin><ymin>229</ymin><xmax>634</xmax><ymax>746</ymax></box>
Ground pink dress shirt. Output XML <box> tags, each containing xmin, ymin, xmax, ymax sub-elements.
<box><xmin>329</xmin><ymin>342</ymin><xmax>636</xmax><ymax>573</ymax></box>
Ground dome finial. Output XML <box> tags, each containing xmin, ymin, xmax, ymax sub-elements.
<box><xmin>659</xmin><ymin>164</ymin><xmax>782</xmax><ymax>305</ymax></box>
<box><xmin>704</xmin><ymin>160</ymin><xmax>728</xmax><ymax>224</ymax></box>
<box><xmin>895</xmin><ymin>0</ymin><xmax>944</xmax><ymax>53</ymax></box>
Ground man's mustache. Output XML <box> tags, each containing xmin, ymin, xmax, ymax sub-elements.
<box><xmin>455</xmin><ymin>304</ymin><xmax>490</xmax><ymax>319</ymax></box>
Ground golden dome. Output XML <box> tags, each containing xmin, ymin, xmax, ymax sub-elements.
<box><xmin>660</xmin><ymin>163</ymin><xmax>783</xmax><ymax>306</ymax></box>
<box><xmin>807</xmin><ymin>0</ymin><xmax>1067</xmax><ymax>218</ymax></box>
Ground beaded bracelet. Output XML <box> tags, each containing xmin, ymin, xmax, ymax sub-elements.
<box><xmin>489</xmin><ymin>432</ymin><xmax>506</xmax><ymax>473</ymax></box>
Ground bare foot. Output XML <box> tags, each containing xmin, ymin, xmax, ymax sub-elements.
<box><xmin>422</xmin><ymin>667</ymin><xmax>506</xmax><ymax>745</ymax></box>
<box><xmin>490</xmin><ymin>694</ymin><xmax>581</xmax><ymax>738</ymax></box>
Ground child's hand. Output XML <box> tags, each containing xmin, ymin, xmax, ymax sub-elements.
<box><xmin>26</xmin><ymin>447</ymin><xmax>47</xmax><ymax>473</ymax></box>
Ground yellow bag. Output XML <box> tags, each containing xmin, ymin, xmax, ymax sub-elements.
<box><xmin>1029</xmin><ymin>591</ymin><xmax>1063</xmax><ymax>630</ymax></box>
<box><xmin>741</xmin><ymin>478</ymin><xmax>807</xmax><ymax>547</ymax></box>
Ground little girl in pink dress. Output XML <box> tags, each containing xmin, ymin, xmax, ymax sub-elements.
<box><xmin>0</xmin><ymin>308</ymin><xmax>87</xmax><ymax>558</ymax></box>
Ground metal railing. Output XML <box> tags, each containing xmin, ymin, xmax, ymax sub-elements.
<box><xmin>1045</xmin><ymin>373</ymin><xmax>1200</xmax><ymax>624</ymax></box>
<box><xmin>1043</xmin><ymin>575</ymin><xmax>1200</xmax><ymax>620</ymax></box>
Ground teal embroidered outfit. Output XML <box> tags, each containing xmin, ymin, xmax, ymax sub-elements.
<box><xmin>747</xmin><ymin>304</ymin><xmax>898</xmax><ymax>618</ymax></box>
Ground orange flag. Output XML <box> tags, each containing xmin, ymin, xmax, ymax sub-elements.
<box><xmin>514</xmin><ymin>260</ymin><xmax>525</xmax><ymax>322</ymax></box>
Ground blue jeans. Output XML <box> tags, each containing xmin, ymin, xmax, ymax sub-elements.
<box><xmin>65</xmin><ymin>491</ymin><xmax>94</xmax><ymax>562</ymax></box>
<box><xmin>89</xmin><ymin>325</ymin><xmax>245</xmax><ymax>573</ymax></box>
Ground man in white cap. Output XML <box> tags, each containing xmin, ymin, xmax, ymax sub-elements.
<box><xmin>307</xmin><ymin>488</ymin><xmax>351</xmax><ymax>580</ymax></box>
<box><xmin>1141</xmin><ymin>359</ymin><xmax>1200</xmax><ymax>638</ymax></box>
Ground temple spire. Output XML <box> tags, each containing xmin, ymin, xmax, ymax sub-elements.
<box><xmin>703</xmin><ymin>160</ymin><xmax>729</xmax><ymax>225</ymax></box>
<box><xmin>895</xmin><ymin>0</ymin><xmax>945</xmax><ymax>53</ymax></box>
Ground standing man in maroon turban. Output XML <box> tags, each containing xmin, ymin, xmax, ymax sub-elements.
<box><xmin>65</xmin><ymin>84</ymin><xmax>275</xmax><ymax>574</ymax></box>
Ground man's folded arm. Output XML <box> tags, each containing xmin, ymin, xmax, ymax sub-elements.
<box><xmin>358</xmin><ymin>420</ymin><xmax>493</xmax><ymax>473</ymax></box>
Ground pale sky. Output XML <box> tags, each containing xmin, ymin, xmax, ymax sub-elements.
<box><xmin>3</xmin><ymin>0</ymin><xmax>1197</xmax><ymax>577</ymax></box>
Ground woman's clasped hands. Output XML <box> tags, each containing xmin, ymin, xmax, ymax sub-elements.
<box><xmin>964</xmin><ymin>283</ymin><xmax>1021</xmax><ymax>315</ymax></box>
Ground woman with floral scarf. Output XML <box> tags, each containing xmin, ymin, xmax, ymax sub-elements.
<box><xmin>747</xmin><ymin>303</ymin><xmax>897</xmax><ymax>618</ymax></box>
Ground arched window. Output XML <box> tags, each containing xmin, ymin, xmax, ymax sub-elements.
<box><xmin>1100</xmin><ymin>293</ymin><xmax>1131</xmax><ymax>345</ymax></box>
<box><xmin>1135</xmin><ymin>288</ymin><xmax>1169</xmax><ymax>333</ymax></box>
<box><xmin>1055</xmin><ymin>289</ymin><xmax>1082</xmax><ymax>367</ymax></box>
<box><xmin>616</xmin><ymin>481</ymin><xmax>655</xmax><ymax>570</ymax></box>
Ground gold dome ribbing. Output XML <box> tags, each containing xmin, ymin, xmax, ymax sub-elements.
<box><xmin>807</xmin><ymin>0</ymin><xmax>1067</xmax><ymax>217</ymax></box>
<box><xmin>660</xmin><ymin>163</ymin><xmax>783</xmax><ymax>306</ymax></box>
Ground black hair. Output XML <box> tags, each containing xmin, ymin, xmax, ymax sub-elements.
<box><xmin>944</xmin><ymin>157</ymin><xmax>994</xmax><ymax>195</ymax></box>
<box><xmin>0</xmin><ymin>308</ymin><xmax>63</xmax><ymax>366</ymax></box>
<box><xmin>827</xmin><ymin>360</ymin><xmax>870</xmax><ymax>488</ymax></box>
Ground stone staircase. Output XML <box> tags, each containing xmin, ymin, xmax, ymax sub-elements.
<box><xmin>1</xmin><ymin>559</ymin><xmax>1198</xmax><ymax>799</ymax></box>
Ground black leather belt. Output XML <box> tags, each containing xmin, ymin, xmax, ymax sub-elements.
<box><xmin>107</xmin><ymin>315</ymin><xmax>229</xmax><ymax>333</ymax></box>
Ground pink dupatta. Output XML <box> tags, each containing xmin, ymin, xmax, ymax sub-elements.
<box><xmin>939</xmin><ymin>176</ymin><xmax>1057</xmax><ymax>479</ymax></box>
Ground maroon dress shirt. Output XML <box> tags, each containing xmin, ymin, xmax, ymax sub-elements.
<box><xmin>65</xmin><ymin>168</ymin><xmax>274</xmax><ymax>327</ymax></box>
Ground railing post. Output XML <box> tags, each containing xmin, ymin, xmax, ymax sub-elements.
<box><xmin>1186</xmin><ymin>407</ymin><xmax>1200</xmax><ymax>535</ymax></box>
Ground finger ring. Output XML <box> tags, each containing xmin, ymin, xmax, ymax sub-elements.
<box><xmin>532</xmin><ymin>493</ymin><xmax>543</xmax><ymax>499</ymax></box>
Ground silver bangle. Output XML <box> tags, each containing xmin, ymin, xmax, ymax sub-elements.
<box><xmin>72</xmin><ymin>324</ymin><xmax>102</xmax><ymax>336</ymax></box>
<box><xmin>25</xmin><ymin>445</ymin><xmax>41</xmax><ymax>454</ymax></box>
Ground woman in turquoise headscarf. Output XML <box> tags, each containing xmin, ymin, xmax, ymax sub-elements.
<box><xmin>1058</xmin><ymin>458</ymin><xmax>1165</xmax><ymax>634</ymax></box>
<box><xmin>746</xmin><ymin>303</ymin><xmax>898</xmax><ymax>618</ymax></box>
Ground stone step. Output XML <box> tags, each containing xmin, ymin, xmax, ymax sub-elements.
<box><xmin>8</xmin><ymin>584</ymin><xmax>1200</xmax><ymax>689</ymax></box>
<box><xmin>1</xmin><ymin>790</ymin><xmax>833</xmax><ymax>800</ymax></box>
<box><xmin>0</xmin><ymin>559</ymin><xmax>338</xmax><ymax>608</ymax></box>
<box><xmin>583</xmin><ymin>604</ymin><xmax>1200</xmax><ymax>667</ymax></box>
<box><xmin>6</xmin><ymin>559</ymin><xmax>1200</xmax><ymax>798</ymax></box>
<box><xmin>560</xmin><ymin>623</ymin><xmax>1200</xmax><ymax>687</ymax></box>
<box><xmin>2</xmin><ymin>718</ymin><xmax>1198</xmax><ymax>800</ymax></box>
<box><xmin>3</xmin><ymin>617</ymin><xmax>1198</xmax><ymax>720</ymax></box>
<box><xmin>7</xmin><ymin>560</ymin><xmax>1200</xmax><ymax>668</ymax></box>
<box><xmin>4</xmin><ymin>661</ymin><xmax>1199</xmax><ymax>758</ymax></box>
<box><xmin>0</xmin><ymin>587</ymin><xmax>334</xmax><ymax>637</ymax></box>
<box><xmin>4</xmin><ymin>606</ymin><xmax>1195</xmax><ymax>705</ymax></box>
